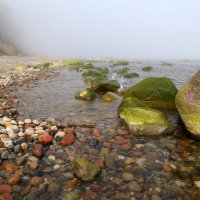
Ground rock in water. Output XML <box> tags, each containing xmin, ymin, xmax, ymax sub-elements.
<box><xmin>72</xmin><ymin>157</ymin><xmax>101</xmax><ymax>181</ymax></box>
<box><xmin>124</xmin><ymin>77</ymin><xmax>178</xmax><ymax>109</ymax></box>
<box><xmin>91</xmin><ymin>79</ymin><xmax>120</xmax><ymax>94</ymax></box>
<box><xmin>101</xmin><ymin>92</ymin><xmax>119</xmax><ymax>101</ymax></box>
<box><xmin>176</xmin><ymin>70</ymin><xmax>200</xmax><ymax>139</ymax></box>
<box><xmin>75</xmin><ymin>88</ymin><xmax>96</xmax><ymax>101</ymax></box>
<box><xmin>119</xmin><ymin>106</ymin><xmax>172</xmax><ymax>136</ymax></box>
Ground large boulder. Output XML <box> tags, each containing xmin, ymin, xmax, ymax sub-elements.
<box><xmin>75</xmin><ymin>88</ymin><xmax>96</xmax><ymax>101</ymax></box>
<box><xmin>118</xmin><ymin>97</ymin><xmax>147</xmax><ymax>114</ymax></box>
<box><xmin>176</xmin><ymin>70</ymin><xmax>200</xmax><ymax>139</ymax></box>
<box><xmin>119</xmin><ymin>106</ymin><xmax>172</xmax><ymax>136</ymax></box>
<box><xmin>124</xmin><ymin>77</ymin><xmax>178</xmax><ymax>109</ymax></box>
<box><xmin>72</xmin><ymin>157</ymin><xmax>101</xmax><ymax>181</ymax></box>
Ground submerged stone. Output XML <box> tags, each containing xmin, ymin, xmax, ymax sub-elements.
<box><xmin>72</xmin><ymin>157</ymin><xmax>101</xmax><ymax>181</ymax></box>
<box><xmin>124</xmin><ymin>77</ymin><xmax>178</xmax><ymax>109</ymax></box>
<box><xmin>75</xmin><ymin>88</ymin><xmax>96</xmax><ymax>101</ymax></box>
<box><xmin>176</xmin><ymin>70</ymin><xmax>200</xmax><ymax>139</ymax></box>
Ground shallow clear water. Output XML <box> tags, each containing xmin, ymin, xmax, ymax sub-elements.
<box><xmin>13</xmin><ymin>59</ymin><xmax>200</xmax><ymax>126</ymax></box>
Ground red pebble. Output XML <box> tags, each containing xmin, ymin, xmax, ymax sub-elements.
<box><xmin>0</xmin><ymin>193</ymin><xmax>13</xmax><ymax>200</ymax></box>
<box><xmin>33</xmin><ymin>144</ymin><xmax>43</xmax><ymax>157</ymax></box>
<box><xmin>43</xmin><ymin>135</ymin><xmax>53</xmax><ymax>144</ymax></box>
<box><xmin>0</xmin><ymin>184</ymin><xmax>12</xmax><ymax>193</ymax></box>
<box><xmin>92</xmin><ymin>128</ymin><xmax>102</xmax><ymax>137</ymax></box>
<box><xmin>60</xmin><ymin>134</ymin><xmax>75</xmax><ymax>146</ymax></box>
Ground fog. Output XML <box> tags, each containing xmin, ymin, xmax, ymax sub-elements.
<box><xmin>0</xmin><ymin>0</ymin><xmax>200</xmax><ymax>59</ymax></box>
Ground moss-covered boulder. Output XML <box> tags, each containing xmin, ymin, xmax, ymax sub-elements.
<box><xmin>118</xmin><ymin>97</ymin><xmax>147</xmax><ymax>114</ymax></box>
<box><xmin>142</xmin><ymin>66</ymin><xmax>153</xmax><ymax>72</ymax></box>
<box><xmin>91</xmin><ymin>79</ymin><xmax>120</xmax><ymax>94</ymax></box>
<box><xmin>82</xmin><ymin>61</ymin><xmax>94</xmax><ymax>69</ymax></box>
<box><xmin>123</xmin><ymin>72</ymin><xmax>139</xmax><ymax>78</ymax></box>
<box><xmin>102</xmin><ymin>92</ymin><xmax>119</xmax><ymax>101</ymax></box>
<box><xmin>176</xmin><ymin>70</ymin><xmax>200</xmax><ymax>139</ymax></box>
<box><xmin>75</xmin><ymin>88</ymin><xmax>96</xmax><ymax>101</ymax></box>
<box><xmin>119</xmin><ymin>106</ymin><xmax>172</xmax><ymax>136</ymax></box>
<box><xmin>111</xmin><ymin>60</ymin><xmax>129</xmax><ymax>66</ymax></box>
<box><xmin>124</xmin><ymin>77</ymin><xmax>178</xmax><ymax>109</ymax></box>
<box><xmin>72</xmin><ymin>157</ymin><xmax>101</xmax><ymax>181</ymax></box>
<box><xmin>82</xmin><ymin>67</ymin><xmax>109</xmax><ymax>84</ymax></box>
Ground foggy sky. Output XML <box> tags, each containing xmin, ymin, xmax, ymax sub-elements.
<box><xmin>1</xmin><ymin>0</ymin><xmax>200</xmax><ymax>59</ymax></box>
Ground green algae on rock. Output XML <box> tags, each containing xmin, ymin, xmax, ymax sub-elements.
<box><xmin>124</xmin><ymin>77</ymin><xmax>178</xmax><ymax>109</ymax></box>
<box><xmin>142</xmin><ymin>66</ymin><xmax>153</xmax><ymax>72</ymax></box>
<box><xmin>118</xmin><ymin>97</ymin><xmax>147</xmax><ymax>114</ymax></box>
<box><xmin>101</xmin><ymin>92</ymin><xmax>119</xmax><ymax>101</ymax></box>
<box><xmin>176</xmin><ymin>70</ymin><xmax>200</xmax><ymax>139</ymax></box>
<box><xmin>111</xmin><ymin>60</ymin><xmax>129</xmax><ymax>66</ymax></box>
<box><xmin>91</xmin><ymin>79</ymin><xmax>120</xmax><ymax>94</ymax></box>
<box><xmin>75</xmin><ymin>88</ymin><xmax>96</xmax><ymax>101</ymax></box>
<box><xmin>72</xmin><ymin>157</ymin><xmax>101</xmax><ymax>181</ymax></box>
<box><xmin>119</xmin><ymin>106</ymin><xmax>172</xmax><ymax>136</ymax></box>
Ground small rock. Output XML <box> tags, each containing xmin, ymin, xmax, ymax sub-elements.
<box><xmin>3</xmin><ymin>140</ymin><xmax>13</xmax><ymax>149</ymax></box>
<box><xmin>120</xmin><ymin>143</ymin><xmax>132</xmax><ymax>151</ymax></box>
<box><xmin>163</xmin><ymin>163</ymin><xmax>173</xmax><ymax>172</ymax></box>
<box><xmin>60</xmin><ymin>134</ymin><xmax>75</xmax><ymax>146</ymax></box>
<box><xmin>124</xmin><ymin>157</ymin><xmax>135</xmax><ymax>165</ymax></box>
<box><xmin>3</xmin><ymin>162</ymin><xmax>17</xmax><ymax>173</ymax></box>
<box><xmin>0</xmin><ymin>193</ymin><xmax>13</xmax><ymax>200</ymax></box>
<box><xmin>104</xmin><ymin>154</ymin><xmax>117</xmax><ymax>170</ymax></box>
<box><xmin>25</xmin><ymin>128</ymin><xmax>34</xmax><ymax>136</ymax></box>
<box><xmin>33</xmin><ymin>120</ymin><xmax>40</xmax><ymax>125</ymax></box>
<box><xmin>122</xmin><ymin>172</ymin><xmax>135</xmax><ymax>182</ymax></box>
<box><xmin>30</xmin><ymin>176</ymin><xmax>43</xmax><ymax>186</ymax></box>
<box><xmin>7</xmin><ymin>174</ymin><xmax>21</xmax><ymax>185</ymax></box>
<box><xmin>33</xmin><ymin>144</ymin><xmax>43</xmax><ymax>158</ymax></box>
<box><xmin>21</xmin><ymin>143</ymin><xmax>28</xmax><ymax>150</ymax></box>
<box><xmin>127</xmin><ymin>181</ymin><xmax>142</xmax><ymax>192</ymax></box>
<box><xmin>0</xmin><ymin>184</ymin><xmax>12</xmax><ymax>193</ymax></box>
<box><xmin>43</xmin><ymin>135</ymin><xmax>53</xmax><ymax>144</ymax></box>
<box><xmin>24</xmin><ymin>119</ymin><xmax>32</xmax><ymax>124</ymax></box>
<box><xmin>194</xmin><ymin>181</ymin><xmax>200</xmax><ymax>188</ymax></box>
<box><xmin>92</xmin><ymin>128</ymin><xmax>102</xmax><ymax>137</ymax></box>
<box><xmin>72</xmin><ymin>157</ymin><xmax>101</xmax><ymax>181</ymax></box>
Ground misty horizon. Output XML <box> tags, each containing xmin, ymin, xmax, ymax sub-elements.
<box><xmin>0</xmin><ymin>0</ymin><xmax>200</xmax><ymax>59</ymax></box>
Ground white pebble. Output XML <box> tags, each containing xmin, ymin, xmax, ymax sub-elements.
<box><xmin>2</xmin><ymin>117</ymin><xmax>11</xmax><ymax>122</ymax></box>
<box><xmin>18</xmin><ymin>121</ymin><xmax>24</xmax><ymax>125</ymax></box>
<box><xmin>53</xmin><ymin>164</ymin><xmax>60</xmax><ymax>170</ymax></box>
<box><xmin>3</xmin><ymin>139</ymin><xmax>13</xmax><ymax>149</ymax></box>
<box><xmin>21</xmin><ymin>143</ymin><xmax>28</xmax><ymax>150</ymax></box>
<box><xmin>194</xmin><ymin>181</ymin><xmax>200</xmax><ymax>188</ymax></box>
<box><xmin>33</xmin><ymin>120</ymin><xmax>40</xmax><ymax>125</ymax></box>
<box><xmin>11</xmin><ymin>120</ymin><xmax>17</xmax><ymax>125</ymax></box>
<box><xmin>118</xmin><ymin>155</ymin><xmax>125</xmax><ymax>160</ymax></box>
<box><xmin>55</xmin><ymin>131</ymin><xmax>65</xmax><ymax>138</ymax></box>
<box><xmin>18</xmin><ymin>132</ymin><xmax>25</xmax><ymax>137</ymax></box>
<box><xmin>0</xmin><ymin>129</ymin><xmax>7</xmax><ymax>134</ymax></box>
<box><xmin>25</xmin><ymin>127</ymin><xmax>34</xmax><ymax>136</ymax></box>
<box><xmin>24</xmin><ymin>119</ymin><xmax>32</xmax><ymax>124</ymax></box>
<box><xmin>51</xmin><ymin>126</ymin><xmax>57</xmax><ymax>131</ymax></box>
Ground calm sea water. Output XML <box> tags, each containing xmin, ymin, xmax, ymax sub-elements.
<box><xmin>14</xmin><ymin>60</ymin><xmax>200</xmax><ymax>128</ymax></box>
